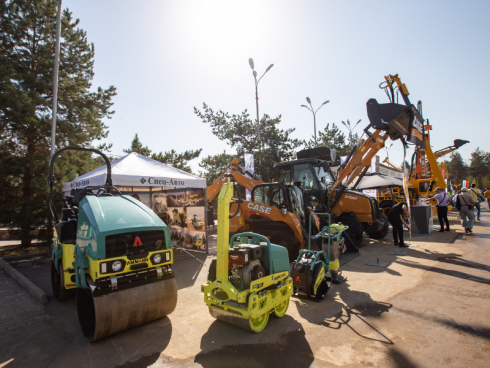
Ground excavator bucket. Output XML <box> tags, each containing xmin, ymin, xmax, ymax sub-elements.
<box><xmin>366</xmin><ymin>99</ymin><xmax>413</xmax><ymax>141</ymax></box>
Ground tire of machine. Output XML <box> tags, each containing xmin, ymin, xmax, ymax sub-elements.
<box><xmin>367</xmin><ymin>215</ymin><xmax>389</xmax><ymax>239</ymax></box>
<box><xmin>51</xmin><ymin>261</ymin><xmax>75</xmax><ymax>301</ymax></box>
<box><xmin>379</xmin><ymin>200</ymin><xmax>395</xmax><ymax>218</ymax></box>
<box><xmin>339</xmin><ymin>214</ymin><xmax>363</xmax><ymax>249</ymax></box>
<box><xmin>270</xmin><ymin>233</ymin><xmax>301</xmax><ymax>262</ymax></box>
<box><xmin>77</xmin><ymin>277</ymin><xmax>178</xmax><ymax>342</ymax></box>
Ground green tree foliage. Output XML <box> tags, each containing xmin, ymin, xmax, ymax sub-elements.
<box><xmin>304</xmin><ymin>122</ymin><xmax>364</xmax><ymax>164</ymax></box>
<box><xmin>447</xmin><ymin>152</ymin><xmax>468</xmax><ymax>185</ymax></box>
<box><xmin>194</xmin><ymin>103</ymin><xmax>302</xmax><ymax>181</ymax></box>
<box><xmin>469</xmin><ymin>147</ymin><xmax>488</xmax><ymax>188</ymax></box>
<box><xmin>123</xmin><ymin>134</ymin><xmax>151</xmax><ymax>156</ymax></box>
<box><xmin>0</xmin><ymin>0</ymin><xmax>116</xmax><ymax>245</ymax></box>
<box><xmin>123</xmin><ymin>134</ymin><xmax>201</xmax><ymax>173</ymax></box>
<box><xmin>198</xmin><ymin>150</ymin><xmax>235</xmax><ymax>186</ymax></box>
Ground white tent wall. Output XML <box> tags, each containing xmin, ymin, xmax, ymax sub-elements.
<box><xmin>61</xmin><ymin>153</ymin><xmax>209</xmax><ymax>254</ymax></box>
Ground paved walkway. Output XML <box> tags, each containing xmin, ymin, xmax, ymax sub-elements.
<box><xmin>0</xmin><ymin>268</ymin><xmax>51</xmax><ymax>332</ymax></box>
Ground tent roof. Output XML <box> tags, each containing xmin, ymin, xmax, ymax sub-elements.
<box><xmin>62</xmin><ymin>152</ymin><xmax>206</xmax><ymax>192</ymax></box>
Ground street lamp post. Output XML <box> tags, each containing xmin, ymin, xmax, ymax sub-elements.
<box><xmin>50</xmin><ymin>0</ymin><xmax>62</xmax><ymax>157</ymax></box>
<box><xmin>249</xmin><ymin>58</ymin><xmax>273</xmax><ymax>165</ymax></box>
<box><xmin>301</xmin><ymin>98</ymin><xmax>329</xmax><ymax>146</ymax></box>
<box><xmin>341</xmin><ymin>119</ymin><xmax>362</xmax><ymax>149</ymax></box>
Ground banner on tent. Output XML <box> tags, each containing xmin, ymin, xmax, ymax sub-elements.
<box><xmin>121</xmin><ymin>187</ymin><xmax>207</xmax><ymax>253</ymax></box>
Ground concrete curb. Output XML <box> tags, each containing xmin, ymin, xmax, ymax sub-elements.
<box><xmin>0</xmin><ymin>258</ymin><xmax>48</xmax><ymax>304</ymax></box>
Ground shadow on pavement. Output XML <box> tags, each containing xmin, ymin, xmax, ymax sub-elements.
<box><xmin>395</xmin><ymin>259</ymin><xmax>490</xmax><ymax>285</ymax></box>
<box><xmin>195</xmin><ymin>315</ymin><xmax>313</xmax><ymax>368</ymax></box>
<box><xmin>387</xmin><ymin>347</ymin><xmax>419</xmax><ymax>368</ymax></box>
<box><xmin>293</xmin><ymin>285</ymin><xmax>393</xmax><ymax>345</ymax></box>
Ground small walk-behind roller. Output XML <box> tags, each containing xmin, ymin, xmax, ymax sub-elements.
<box><xmin>291</xmin><ymin>212</ymin><xmax>349</xmax><ymax>301</ymax></box>
<box><xmin>201</xmin><ymin>180</ymin><xmax>293</xmax><ymax>332</ymax></box>
<box><xmin>48</xmin><ymin>147</ymin><xmax>177</xmax><ymax>342</ymax></box>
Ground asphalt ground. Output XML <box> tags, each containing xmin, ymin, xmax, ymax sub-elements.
<box><xmin>1</xmin><ymin>209</ymin><xmax>489</xmax><ymax>368</ymax></box>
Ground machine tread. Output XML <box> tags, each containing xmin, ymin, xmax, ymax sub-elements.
<box><xmin>367</xmin><ymin>216</ymin><xmax>389</xmax><ymax>239</ymax></box>
<box><xmin>339</xmin><ymin>214</ymin><xmax>363</xmax><ymax>249</ymax></box>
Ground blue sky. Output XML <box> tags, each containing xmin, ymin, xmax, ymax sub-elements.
<box><xmin>63</xmin><ymin>0</ymin><xmax>489</xmax><ymax>173</ymax></box>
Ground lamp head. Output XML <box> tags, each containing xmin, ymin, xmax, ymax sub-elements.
<box><xmin>322</xmin><ymin>100</ymin><xmax>330</xmax><ymax>105</ymax></box>
<box><xmin>306</xmin><ymin>97</ymin><xmax>311</xmax><ymax>104</ymax></box>
<box><xmin>266</xmin><ymin>64</ymin><xmax>274</xmax><ymax>72</ymax></box>
<box><xmin>249</xmin><ymin>58</ymin><xmax>254</xmax><ymax>69</ymax></box>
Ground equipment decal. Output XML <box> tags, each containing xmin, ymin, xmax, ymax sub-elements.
<box><xmin>127</xmin><ymin>257</ymin><xmax>148</xmax><ymax>265</ymax></box>
<box><xmin>247</xmin><ymin>202</ymin><xmax>272</xmax><ymax>215</ymax></box>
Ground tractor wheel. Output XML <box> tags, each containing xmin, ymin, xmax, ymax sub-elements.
<box><xmin>270</xmin><ymin>233</ymin><xmax>301</xmax><ymax>262</ymax></box>
<box><xmin>367</xmin><ymin>216</ymin><xmax>389</xmax><ymax>239</ymax></box>
<box><xmin>339</xmin><ymin>213</ymin><xmax>363</xmax><ymax>250</ymax></box>
<box><xmin>379</xmin><ymin>200</ymin><xmax>395</xmax><ymax>217</ymax></box>
<box><xmin>51</xmin><ymin>261</ymin><xmax>75</xmax><ymax>301</ymax></box>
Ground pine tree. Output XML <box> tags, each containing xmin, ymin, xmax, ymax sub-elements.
<box><xmin>194</xmin><ymin>103</ymin><xmax>302</xmax><ymax>181</ymax></box>
<box><xmin>123</xmin><ymin>134</ymin><xmax>201</xmax><ymax>173</ymax></box>
<box><xmin>123</xmin><ymin>134</ymin><xmax>152</xmax><ymax>156</ymax></box>
<box><xmin>199</xmin><ymin>151</ymin><xmax>235</xmax><ymax>186</ymax></box>
<box><xmin>447</xmin><ymin>152</ymin><xmax>468</xmax><ymax>185</ymax></box>
<box><xmin>0</xmin><ymin>0</ymin><xmax>116</xmax><ymax>245</ymax></box>
<box><xmin>469</xmin><ymin>147</ymin><xmax>488</xmax><ymax>188</ymax></box>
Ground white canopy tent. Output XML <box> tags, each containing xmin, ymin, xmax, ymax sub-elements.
<box><xmin>62</xmin><ymin>152</ymin><xmax>209</xmax><ymax>254</ymax></box>
<box><xmin>62</xmin><ymin>152</ymin><xmax>206</xmax><ymax>193</ymax></box>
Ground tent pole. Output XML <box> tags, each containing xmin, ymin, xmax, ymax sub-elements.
<box><xmin>204</xmin><ymin>188</ymin><xmax>209</xmax><ymax>256</ymax></box>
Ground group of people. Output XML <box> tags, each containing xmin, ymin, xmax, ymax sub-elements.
<box><xmin>387</xmin><ymin>183</ymin><xmax>489</xmax><ymax>246</ymax></box>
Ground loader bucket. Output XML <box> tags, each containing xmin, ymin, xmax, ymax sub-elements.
<box><xmin>366</xmin><ymin>99</ymin><xmax>413</xmax><ymax>141</ymax></box>
<box><xmin>77</xmin><ymin>277</ymin><xmax>177</xmax><ymax>342</ymax></box>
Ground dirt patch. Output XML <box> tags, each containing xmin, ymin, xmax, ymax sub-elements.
<box><xmin>0</xmin><ymin>242</ymin><xmax>49</xmax><ymax>258</ymax></box>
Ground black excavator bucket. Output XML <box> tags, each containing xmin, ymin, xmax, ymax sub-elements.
<box><xmin>454</xmin><ymin>139</ymin><xmax>470</xmax><ymax>149</ymax></box>
<box><xmin>366</xmin><ymin>99</ymin><xmax>413</xmax><ymax>141</ymax></box>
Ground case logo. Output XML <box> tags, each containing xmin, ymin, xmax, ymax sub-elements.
<box><xmin>247</xmin><ymin>202</ymin><xmax>272</xmax><ymax>215</ymax></box>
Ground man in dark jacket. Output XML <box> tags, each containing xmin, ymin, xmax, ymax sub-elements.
<box><xmin>387</xmin><ymin>202</ymin><xmax>411</xmax><ymax>247</ymax></box>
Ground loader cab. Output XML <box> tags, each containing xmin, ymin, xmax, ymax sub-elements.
<box><xmin>274</xmin><ymin>159</ymin><xmax>334</xmax><ymax>211</ymax></box>
<box><xmin>251</xmin><ymin>182</ymin><xmax>308</xmax><ymax>227</ymax></box>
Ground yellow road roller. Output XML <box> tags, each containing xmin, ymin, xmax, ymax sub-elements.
<box><xmin>49</xmin><ymin>147</ymin><xmax>177</xmax><ymax>342</ymax></box>
<box><xmin>201</xmin><ymin>180</ymin><xmax>293</xmax><ymax>332</ymax></box>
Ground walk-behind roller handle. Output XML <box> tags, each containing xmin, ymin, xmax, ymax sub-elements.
<box><xmin>230</xmin><ymin>232</ymin><xmax>273</xmax><ymax>276</ymax></box>
<box><xmin>306</xmin><ymin>212</ymin><xmax>349</xmax><ymax>268</ymax></box>
<box><xmin>48</xmin><ymin>146</ymin><xmax>113</xmax><ymax>224</ymax></box>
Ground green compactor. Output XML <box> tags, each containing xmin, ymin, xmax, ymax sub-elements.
<box><xmin>49</xmin><ymin>147</ymin><xmax>177</xmax><ymax>342</ymax></box>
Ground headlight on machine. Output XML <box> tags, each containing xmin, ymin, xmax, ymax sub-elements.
<box><xmin>154</xmin><ymin>254</ymin><xmax>162</xmax><ymax>264</ymax></box>
<box><xmin>112</xmin><ymin>260</ymin><xmax>123</xmax><ymax>272</ymax></box>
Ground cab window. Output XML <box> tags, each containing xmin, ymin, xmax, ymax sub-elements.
<box><xmin>277</xmin><ymin>168</ymin><xmax>291</xmax><ymax>182</ymax></box>
<box><xmin>293</xmin><ymin>164</ymin><xmax>319</xmax><ymax>190</ymax></box>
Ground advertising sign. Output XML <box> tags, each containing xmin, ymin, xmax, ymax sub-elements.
<box><xmin>244</xmin><ymin>153</ymin><xmax>254</xmax><ymax>201</ymax></box>
<box><xmin>408</xmin><ymin>106</ymin><xmax>425</xmax><ymax>148</ymax></box>
<box><xmin>121</xmin><ymin>187</ymin><xmax>207</xmax><ymax>252</ymax></box>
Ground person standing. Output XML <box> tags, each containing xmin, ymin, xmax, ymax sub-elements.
<box><xmin>387</xmin><ymin>201</ymin><xmax>411</xmax><ymax>247</ymax></box>
<box><xmin>468</xmin><ymin>184</ymin><xmax>482</xmax><ymax>221</ymax></box>
<box><xmin>456</xmin><ymin>188</ymin><xmax>476</xmax><ymax>233</ymax></box>
<box><xmin>484</xmin><ymin>188</ymin><xmax>490</xmax><ymax>211</ymax></box>
<box><xmin>207</xmin><ymin>202</ymin><xmax>215</xmax><ymax>231</ymax></box>
<box><xmin>432</xmin><ymin>187</ymin><xmax>451</xmax><ymax>232</ymax></box>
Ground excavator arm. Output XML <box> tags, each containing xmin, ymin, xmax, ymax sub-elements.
<box><xmin>206</xmin><ymin>158</ymin><xmax>264</xmax><ymax>201</ymax></box>
<box><xmin>433</xmin><ymin>139</ymin><xmax>470</xmax><ymax>159</ymax></box>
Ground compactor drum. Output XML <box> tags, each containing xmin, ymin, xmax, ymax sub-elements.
<box><xmin>49</xmin><ymin>147</ymin><xmax>177</xmax><ymax>342</ymax></box>
<box><xmin>202</xmin><ymin>182</ymin><xmax>293</xmax><ymax>333</ymax></box>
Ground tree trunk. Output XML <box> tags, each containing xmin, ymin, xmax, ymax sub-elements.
<box><xmin>20</xmin><ymin>145</ymin><xmax>34</xmax><ymax>247</ymax></box>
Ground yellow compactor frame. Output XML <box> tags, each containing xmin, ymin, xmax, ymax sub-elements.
<box><xmin>201</xmin><ymin>182</ymin><xmax>293</xmax><ymax>332</ymax></box>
